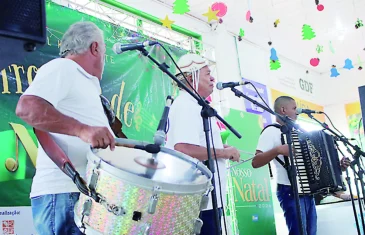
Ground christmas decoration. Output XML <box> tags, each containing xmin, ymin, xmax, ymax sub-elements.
<box><xmin>203</xmin><ymin>7</ymin><xmax>219</xmax><ymax>22</ymax></box>
<box><xmin>270</xmin><ymin>60</ymin><xmax>281</xmax><ymax>70</ymax></box>
<box><xmin>343</xmin><ymin>58</ymin><xmax>354</xmax><ymax>70</ymax></box>
<box><xmin>310</xmin><ymin>58</ymin><xmax>320</xmax><ymax>67</ymax></box>
<box><xmin>173</xmin><ymin>0</ymin><xmax>190</xmax><ymax>14</ymax></box>
<box><xmin>238</xmin><ymin>28</ymin><xmax>244</xmax><ymax>41</ymax></box>
<box><xmin>330</xmin><ymin>65</ymin><xmax>340</xmax><ymax>77</ymax></box>
<box><xmin>317</xmin><ymin>4</ymin><xmax>324</xmax><ymax>11</ymax></box>
<box><xmin>270</xmin><ymin>48</ymin><xmax>278</xmax><ymax>61</ymax></box>
<box><xmin>160</xmin><ymin>15</ymin><xmax>174</xmax><ymax>29</ymax></box>
<box><xmin>274</xmin><ymin>19</ymin><xmax>280</xmax><ymax>27</ymax></box>
<box><xmin>316</xmin><ymin>45</ymin><xmax>323</xmax><ymax>53</ymax></box>
<box><xmin>302</xmin><ymin>24</ymin><xmax>316</xmax><ymax>40</ymax></box>
<box><xmin>211</xmin><ymin>2</ymin><xmax>228</xmax><ymax>17</ymax></box>
<box><xmin>329</xmin><ymin>41</ymin><xmax>335</xmax><ymax>54</ymax></box>
<box><xmin>355</xmin><ymin>18</ymin><xmax>364</xmax><ymax>29</ymax></box>
<box><xmin>358</xmin><ymin>55</ymin><xmax>363</xmax><ymax>70</ymax></box>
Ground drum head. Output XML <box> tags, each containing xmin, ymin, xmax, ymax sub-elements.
<box><xmin>89</xmin><ymin>141</ymin><xmax>210</xmax><ymax>186</ymax></box>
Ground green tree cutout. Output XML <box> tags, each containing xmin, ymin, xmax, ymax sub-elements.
<box><xmin>302</xmin><ymin>24</ymin><xmax>316</xmax><ymax>40</ymax></box>
<box><xmin>270</xmin><ymin>60</ymin><xmax>281</xmax><ymax>70</ymax></box>
<box><xmin>173</xmin><ymin>0</ymin><xmax>190</xmax><ymax>14</ymax></box>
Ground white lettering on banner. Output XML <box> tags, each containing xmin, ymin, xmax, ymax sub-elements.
<box><xmin>0</xmin><ymin>207</ymin><xmax>36</xmax><ymax>235</ymax></box>
<box><xmin>231</xmin><ymin>168</ymin><xmax>252</xmax><ymax>178</ymax></box>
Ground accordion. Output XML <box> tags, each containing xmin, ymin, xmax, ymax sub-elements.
<box><xmin>290</xmin><ymin>130</ymin><xmax>346</xmax><ymax>195</ymax></box>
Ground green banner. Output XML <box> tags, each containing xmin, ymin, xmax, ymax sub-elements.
<box><xmin>225</xmin><ymin>109</ymin><xmax>276</xmax><ymax>234</ymax></box>
<box><xmin>0</xmin><ymin>2</ymin><xmax>186</xmax><ymax>207</ymax></box>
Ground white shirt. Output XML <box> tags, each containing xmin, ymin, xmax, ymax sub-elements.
<box><xmin>165</xmin><ymin>91</ymin><xmax>227</xmax><ymax>210</ymax></box>
<box><xmin>22</xmin><ymin>58</ymin><xmax>113</xmax><ymax>198</ymax></box>
<box><xmin>256</xmin><ymin>124</ymin><xmax>291</xmax><ymax>185</ymax></box>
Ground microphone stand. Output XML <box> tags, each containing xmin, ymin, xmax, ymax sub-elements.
<box><xmin>229</xmin><ymin>87</ymin><xmax>305</xmax><ymax>235</ymax></box>
<box><xmin>137</xmin><ymin>47</ymin><xmax>242</xmax><ymax>235</ymax></box>
<box><xmin>305</xmin><ymin>113</ymin><xmax>365</xmax><ymax>232</ymax></box>
<box><xmin>333</xmin><ymin>140</ymin><xmax>361</xmax><ymax>234</ymax></box>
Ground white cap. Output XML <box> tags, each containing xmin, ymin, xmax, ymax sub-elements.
<box><xmin>175</xmin><ymin>54</ymin><xmax>208</xmax><ymax>76</ymax></box>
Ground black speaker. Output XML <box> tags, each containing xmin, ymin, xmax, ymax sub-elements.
<box><xmin>0</xmin><ymin>0</ymin><xmax>46</xmax><ymax>68</ymax></box>
<box><xmin>0</xmin><ymin>0</ymin><xmax>46</xmax><ymax>45</ymax></box>
<box><xmin>358</xmin><ymin>85</ymin><xmax>365</xmax><ymax>131</ymax></box>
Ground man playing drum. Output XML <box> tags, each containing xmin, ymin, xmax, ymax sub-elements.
<box><xmin>16</xmin><ymin>22</ymin><xmax>115</xmax><ymax>235</ymax></box>
<box><xmin>165</xmin><ymin>54</ymin><xmax>241</xmax><ymax>235</ymax></box>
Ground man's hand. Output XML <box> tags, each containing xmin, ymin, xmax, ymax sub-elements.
<box><xmin>78</xmin><ymin>125</ymin><xmax>115</xmax><ymax>150</ymax></box>
<box><xmin>223</xmin><ymin>145</ymin><xmax>240</xmax><ymax>162</ymax></box>
<box><xmin>340</xmin><ymin>157</ymin><xmax>351</xmax><ymax>171</ymax></box>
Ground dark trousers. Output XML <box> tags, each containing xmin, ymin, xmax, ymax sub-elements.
<box><xmin>200</xmin><ymin>208</ymin><xmax>223</xmax><ymax>235</ymax></box>
<box><xmin>276</xmin><ymin>184</ymin><xmax>317</xmax><ymax>235</ymax></box>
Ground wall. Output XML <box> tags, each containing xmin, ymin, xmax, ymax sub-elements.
<box><xmin>120</xmin><ymin>0</ymin><xmax>325</xmax><ymax>115</ymax></box>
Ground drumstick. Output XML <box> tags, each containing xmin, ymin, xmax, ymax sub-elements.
<box><xmin>227</xmin><ymin>156</ymin><xmax>255</xmax><ymax>170</ymax></box>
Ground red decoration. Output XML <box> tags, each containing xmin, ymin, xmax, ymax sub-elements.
<box><xmin>211</xmin><ymin>2</ymin><xmax>228</xmax><ymax>17</ymax></box>
<box><xmin>317</xmin><ymin>4</ymin><xmax>324</xmax><ymax>11</ymax></box>
<box><xmin>310</xmin><ymin>58</ymin><xmax>320</xmax><ymax>67</ymax></box>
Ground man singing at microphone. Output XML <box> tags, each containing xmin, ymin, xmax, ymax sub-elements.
<box><xmin>252</xmin><ymin>96</ymin><xmax>350</xmax><ymax>235</ymax></box>
<box><xmin>15</xmin><ymin>22</ymin><xmax>116</xmax><ymax>234</ymax></box>
<box><xmin>165</xmin><ymin>54</ymin><xmax>240</xmax><ymax>235</ymax></box>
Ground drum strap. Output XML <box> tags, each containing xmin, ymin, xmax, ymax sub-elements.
<box><xmin>33</xmin><ymin>128</ymin><xmax>100</xmax><ymax>201</ymax></box>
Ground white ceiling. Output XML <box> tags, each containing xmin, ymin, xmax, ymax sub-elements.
<box><xmin>156</xmin><ymin>0</ymin><xmax>365</xmax><ymax>74</ymax></box>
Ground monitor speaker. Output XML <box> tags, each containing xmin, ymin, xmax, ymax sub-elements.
<box><xmin>0</xmin><ymin>0</ymin><xmax>46</xmax><ymax>68</ymax></box>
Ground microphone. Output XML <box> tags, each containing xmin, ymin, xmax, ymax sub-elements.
<box><xmin>296</xmin><ymin>108</ymin><xmax>323</xmax><ymax>114</ymax></box>
<box><xmin>153</xmin><ymin>96</ymin><xmax>174</xmax><ymax>146</ymax></box>
<box><xmin>216</xmin><ymin>81</ymin><xmax>248</xmax><ymax>90</ymax></box>
<box><xmin>112</xmin><ymin>41</ymin><xmax>159</xmax><ymax>54</ymax></box>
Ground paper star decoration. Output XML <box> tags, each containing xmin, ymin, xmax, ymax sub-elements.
<box><xmin>160</xmin><ymin>15</ymin><xmax>174</xmax><ymax>29</ymax></box>
<box><xmin>203</xmin><ymin>7</ymin><xmax>219</xmax><ymax>22</ymax></box>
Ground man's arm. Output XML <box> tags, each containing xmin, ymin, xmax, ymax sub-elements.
<box><xmin>16</xmin><ymin>95</ymin><xmax>115</xmax><ymax>149</ymax></box>
<box><xmin>252</xmin><ymin>146</ymin><xmax>288</xmax><ymax>168</ymax></box>
<box><xmin>175</xmin><ymin>143</ymin><xmax>240</xmax><ymax>162</ymax></box>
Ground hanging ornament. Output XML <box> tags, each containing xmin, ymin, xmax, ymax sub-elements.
<box><xmin>343</xmin><ymin>58</ymin><xmax>354</xmax><ymax>70</ymax></box>
<box><xmin>211</xmin><ymin>2</ymin><xmax>228</xmax><ymax>17</ymax></box>
<box><xmin>270</xmin><ymin>60</ymin><xmax>281</xmax><ymax>70</ymax></box>
<box><xmin>203</xmin><ymin>7</ymin><xmax>219</xmax><ymax>22</ymax></box>
<box><xmin>310</xmin><ymin>58</ymin><xmax>320</xmax><ymax>67</ymax></box>
<box><xmin>316</xmin><ymin>45</ymin><xmax>324</xmax><ymax>53</ymax></box>
<box><xmin>330</xmin><ymin>65</ymin><xmax>340</xmax><ymax>77</ymax></box>
<box><xmin>274</xmin><ymin>19</ymin><xmax>280</xmax><ymax>28</ymax></box>
<box><xmin>238</xmin><ymin>28</ymin><xmax>245</xmax><ymax>41</ymax></box>
<box><xmin>160</xmin><ymin>15</ymin><xmax>175</xmax><ymax>29</ymax></box>
<box><xmin>329</xmin><ymin>41</ymin><xmax>335</xmax><ymax>54</ymax></box>
<box><xmin>246</xmin><ymin>10</ymin><xmax>253</xmax><ymax>23</ymax></box>
<box><xmin>355</xmin><ymin>18</ymin><xmax>364</xmax><ymax>29</ymax></box>
<box><xmin>358</xmin><ymin>55</ymin><xmax>364</xmax><ymax>70</ymax></box>
<box><xmin>302</xmin><ymin>24</ymin><xmax>316</xmax><ymax>40</ymax></box>
<box><xmin>270</xmin><ymin>48</ymin><xmax>279</xmax><ymax>62</ymax></box>
<box><xmin>172</xmin><ymin>0</ymin><xmax>190</xmax><ymax>15</ymax></box>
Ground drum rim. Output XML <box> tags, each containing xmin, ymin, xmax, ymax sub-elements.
<box><xmin>87</xmin><ymin>139</ymin><xmax>213</xmax><ymax>194</ymax></box>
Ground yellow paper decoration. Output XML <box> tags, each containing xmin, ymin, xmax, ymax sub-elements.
<box><xmin>202</xmin><ymin>7</ymin><xmax>219</xmax><ymax>22</ymax></box>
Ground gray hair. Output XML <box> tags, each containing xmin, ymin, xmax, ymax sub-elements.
<box><xmin>59</xmin><ymin>21</ymin><xmax>104</xmax><ymax>57</ymax></box>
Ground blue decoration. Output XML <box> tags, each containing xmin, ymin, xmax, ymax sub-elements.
<box><xmin>270</xmin><ymin>48</ymin><xmax>278</xmax><ymax>61</ymax></box>
<box><xmin>343</xmin><ymin>58</ymin><xmax>354</xmax><ymax>70</ymax></box>
<box><xmin>330</xmin><ymin>67</ymin><xmax>340</xmax><ymax>77</ymax></box>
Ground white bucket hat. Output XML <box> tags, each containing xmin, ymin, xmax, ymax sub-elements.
<box><xmin>175</xmin><ymin>54</ymin><xmax>208</xmax><ymax>91</ymax></box>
